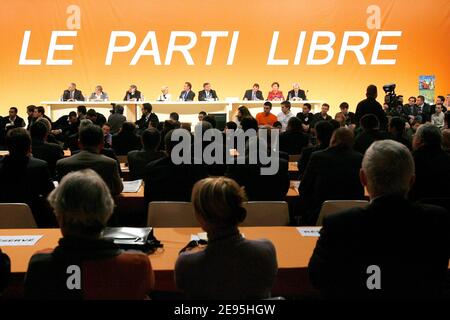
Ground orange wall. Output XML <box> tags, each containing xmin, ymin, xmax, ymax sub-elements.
<box><xmin>1</xmin><ymin>0</ymin><xmax>449</xmax><ymax>118</ymax></box>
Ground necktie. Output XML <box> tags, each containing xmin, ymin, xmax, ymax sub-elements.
<box><xmin>184</xmin><ymin>92</ymin><xmax>187</xmax><ymax>100</ymax></box>
<box><xmin>252</xmin><ymin>92</ymin><xmax>256</xmax><ymax>100</ymax></box>
<box><xmin>71</xmin><ymin>91</ymin><xmax>74</xmax><ymax>99</ymax></box>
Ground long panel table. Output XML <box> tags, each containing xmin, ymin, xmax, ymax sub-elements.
<box><xmin>0</xmin><ymin>227</ymin><xmax>318</xmax><ymax>297</ymax></box>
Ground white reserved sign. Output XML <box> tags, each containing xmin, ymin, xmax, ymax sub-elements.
<box><xmin>297</xmin><ymin>227</ymin><xmax>322</xmax><ymax>237</ymax></box>
<box><xmin>0</xmin><ymin>235</ymin><xmax>43</xmax><ymax>246</ymax></box>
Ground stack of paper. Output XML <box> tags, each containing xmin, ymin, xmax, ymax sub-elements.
<box><xmin>297</xmin><ymin>227</ymin><xmax>322</xmax><ymax>237</ymax></box>
<box><xmin>122</xmin><ymin>179</ymin><xmax>143</xmax><ymax>193</ymax></box>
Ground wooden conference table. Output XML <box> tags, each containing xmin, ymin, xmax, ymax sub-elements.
<box><xmin>0</xmin><ymin>227</ymin><xmax>318</xmax><ymax>296</ymax></box>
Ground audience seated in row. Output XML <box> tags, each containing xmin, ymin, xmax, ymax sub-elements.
<box><xmin>25</xmin><ymin>170</ymin><xmax>154</xmax><ymax>299</ymax></box>
<box><xmin>175</xmin><ymin>177</ymin><xmax>277</xmax><ymax>299</ymax></box>
<box><xmin>309</xmin><ymin>140</ymin><xmax>450</xmax><ymax>299</ymax></box>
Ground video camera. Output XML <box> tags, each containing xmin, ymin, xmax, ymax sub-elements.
<box><xmin>383</xmin><ymin>83</ymin><xmax>399</xmax><ymax>110</ymax></box>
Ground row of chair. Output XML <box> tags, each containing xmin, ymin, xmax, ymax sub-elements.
<box><xmin>0</xmin><ymin>200</ymin><xmax>370</xmax><ymax>228</ymax></box>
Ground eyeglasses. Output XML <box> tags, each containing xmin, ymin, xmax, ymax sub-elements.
<box><xmin>179</xmin><ymin>239</ymin><xmax>208</xmax><ymax>254</ymax></box>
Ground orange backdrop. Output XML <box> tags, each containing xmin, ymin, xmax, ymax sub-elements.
<box><xmin>0</xmin><ymin>0</ymin><xmax>449</xmax><ymax>118</ymax></box>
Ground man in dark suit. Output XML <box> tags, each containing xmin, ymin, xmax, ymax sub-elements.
<box><xmin>0</xmin><ymin>128</ymin><xmax>55</xmax><ymax>227</ymax></box>
<box><xmin>52</xmin><ymin>111</ymin><xmax>79</xmax><ymax>143</ymax></box>
<box><xmin>112</xmin><ymin>122</ymin><xmax>142</xmax><ymax>156</ymax></box>
<box><xmin>30</xmin><ymin>121</ymin><xmax>64</xmax><ymax>179</ymax></box>
<box><xmin>430</xmin><ymin>95</ymin><xmax>447</xmax><ymax>115</ymax></box>
<box><xmin>279</xmin><ymin>117</ymin><xmax>309</xmax><ymax>155</ymax></box>
<box><xmin>135</xmin><ymin>103</ymin><xmax>159</xmax><ymax>135</ymax></box>
<box><xmin>296</xmin><ymin>103</ymin><xmax>314</xmax><ymax>133</ymax></box>
<box><xmin>354</xmin><ymin>114</ymin><xmax>386</xmax><ymax>155</ymax></box>
<box><xmin>409</xmin><ymin>123</ymin><xmax>450</xmax><ymax>201</ymax></box>
<box><xmin>415</xmin><ymin>95</ymin><xmax>432</xmax><ymax>123</ymax></box>
<box><xmin>287</xmin><ymin>83</ymin><xmax>307</xmax><ymax>101</ymax></box>
<box><xmin>86</xmin><ymin>109</ymin><xmax>106</xmax><ymax>127</ymax></box>
<box><xmin>243</xmin><ymin>83</ymin><xmax>264</xmax><ymax>101</ymax></box>
<box><xmin>311</xmin><ymin>103</ymin><xmax>332</xmax><ymax>128</ymax></box>
<box><xmin>62</xmin><ymin>83</ymin><xmax>85</xmax><ymax>101</ymax></box>
<box><xmin>355</xmin><ymin>85</ymin><xmax>387</xmax><ymax>130</ymax></box>
<box><xmin>297</xmin><ymin>120</ymin><xmax>335</xmax><ymax>179</ymax></box>
<box><xmin>0</xmin><ymin>107</ymin><xmax>26</xmax><ymax>147</ymax></box>
<box><xmin>127</xmin><ymin>128</ymin><xmax>166</xmax><ymax>179</ymax></box>
<box><xmin>403</xmin><ymin>96</ymin><xmax>419</xmax><ymax>124</ymax></box>
<box><xmin>198</xmin><ymin>82</ymin><xmax>218</xmax><ymax>101</ymax></box>
<box><xmin>179</xmin><ymin>82</ymin><xmax>195</xmax><ymax>101</ymax></box>
<box><xmin>226</xmin><ymin>134</ymin><xmax>290</xmax><ymax>201</ymax></box>
<box><xmin>123</xmin><ymin>84</ymin><xmax>141</xmax><ymax>101</ymax></box>
<box><xmin>56</xmin><ymin>124</ymin><xmax>123</xmax><ymax>196</ymax></box>
<box><xmin>299</xmin><ymin>128</ymin><xmax>364</xmax><ymax>224</ymax></box>
<box><xmin>309</xmin><ymin>140</ymin><xmax>450</xmax><ymax>299</ymax></box>
<box><xmin>144</xmin><ymin>129</ymin><xmax>208</xmax><ymax>204</ymax></box>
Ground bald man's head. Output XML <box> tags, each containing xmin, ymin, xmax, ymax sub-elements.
<box><xmin>330</xmin><ymin>127</ymin><xmax>354</xmax><ymax>148</ymax></box>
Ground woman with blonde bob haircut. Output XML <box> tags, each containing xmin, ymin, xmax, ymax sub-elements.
<box><xmin>175</xmin><ymin>177</ymin><xmax>278</xmax><ymax>300</ymax></box>
<box><xmin>25</xmin><ymin>169</ymin><xmax>154</xmax><ymax>300</ymax></box>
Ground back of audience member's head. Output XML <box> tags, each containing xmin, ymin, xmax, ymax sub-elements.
<box><xmin>225</xmin><ymin>121</ymin><xmax>237</xmax><ymax>131</ymax></box>
<box><xmin>115</xmin><ymin>105</ymin><xmax>124</xmax><ymax>115</ymax></box>
<box><xmin>164</xmin><ymin>129</ymin><xmax>181</xmax><ymax>154</ymax></box>
<box><xmin>169</xmin><ymin>112</ymin><xmax>179</xmax><ymax>121</ymax></box>
<box><xmin>366</xmin><ymin>84</ymin><xmax>378</xmax><ymax>99</ymax></box>
<box><xmin>142</xmin><ymin>128</ymin><xmax>161</xmax><ymax>151</ymax></box>
<box><xmin>241</xmin><ymin>116</ymin><xmax>258</xmax><ymax>132</ymax></box>
<box><xmin>30</xmin><ymin>120</ymin><xmax>48</xmax><ymax>141</ymax></box>
<box><xmin>286</xmin><ymin>116</ymin><xmax>302</xmax><ymax>132</ymax></box>
<box><xmin>389</xmin><ymin>117</ymin><xmax>406</xmax><ymax>135</ymax></box>
<box><xmin>36</xmin><ymin>117</ymin><xmax>51</xmax><ymax>134</ymax></box>
<box><xmin>69</xmin><ymin>111</ymin><xmax>77</xmax><ymax>118</ymax></box>
<box><xmin>413</xmin><ymin>123</ymin><xmax>442</xmax><ymax>150</ymax></box>
<box><xmin>192</xmin><ymin>177</ymin><xmax>247</xmax><ymax>232</ymax></box>
<box><xmin>330</xmin><ymin>127</ymin><xmax>354</xmax><ymax>148</ymax></box>
<box><xmin>202</xmin><ymin>115</ymin><xmax>216</xmax><ymax>128</ymax></box>
<box><xmin>48</xmin><ymin>169</ymin><xmax>114</xmax><ymax>238</ymax></box>
<box><xmin>442</xmin><ymin>129</ymin><xmax>450</xmax><ymax>150</ymax></box>
<box><xmin>181</xmin><ymin>123</ymin><xmax>191</xmax><ymax>132</ymax></box>
<box><xmin>362</xmin><ymin>140</ymin><xmax>414</xmax><ymax>198</ymax></box>
<box><xmin>360</xmin><ymin>114</ymin><xmax>379</xmax><ymax>130</ymax></box>
<box><xmin>79</xmin><ymin>124</ymin><xmax>103</xmax><ymax>149</ymax></box>
<box><xmin>273</xmin><ymin>121</ymin><xmax>282</xmax><ymax>129</ymax></box>
<box><xmin>5</xmin><ymin>128</ymin><xmax>31</xmax><ymax>157</ymax></box>
<box><xmin>77</xmin><ymin>105</ymin><xmax>87</xmax><ymax>116</ymax></box>
<box><xmin>315</xmin><ymin>121</ymin><xmax>334</xmax><ymax>147</ymax></box>
<box><xmin>164</xmin><ymin>119</ymin><xmax>181</xmax><ymax>133</ymax></box>
<box><xmin>194</xmin><ymin>121</ymin><xmax>212</xmax><ymax>135</ymax></box>
<box><xmin>120</xmin><ymin>121</ymin><xmax>136</xmax><ymax>134</ymax></box>
<box><xmin>79</xmin><ymin>119</ymin><xmax>93</xmax><ymax>132</ymax></box>
<box><xmin>142</xmin><ymin>103</ymin><xmax>153</xmax><ymax>114</ymax></box>
<box><xmin>86</xmin><ymin>109</ymin><xmax>97</xmax><ymax>119</ymax></box>
<box><xmin>329</xmin><ymin>119</ymin><xmax>340</xmax><ymax>131</ymax></box>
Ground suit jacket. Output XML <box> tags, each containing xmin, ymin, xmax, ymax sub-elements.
<box><xmin>311</xmin><ymin>113</ymin><xmax>332</xmax><ymax>127</ymax></box>
<box><xmin>123</xmin><ymin>90</ymin><xmax>141</xmax><ymax>101</ymax></box>
<box><xmin>297</xmin><ymin>144</ymin><xmax>328</xmax><ymax>179</ymax></box>
<box><xmin>279</xmin><ymin>130</ymin><xmax>309</xmax><ymax>155</ymax></box>
<box><xmin>417</xmin><ymin>103</ymin><xmax>431</xmax><ymax>123</ymax></box>
<box><xmin>175</xmin><ymin>227</ymin><xmax>277</xmax><ymax>299</ymax></box>
<box><xmin>296</xmin><ymin>112</ymin><xmax>314</xmax><ymax>127</ymax></box>
<box><xmin>355</xmin><ymin>97</ymin><xmax>387</xmax><ymax>130</ymax></box>
<box><xmin>287</xmin><ymin>89</ymin><xmax>307</xmax><ymax>101</ymax></box>
<box><xmin>135</xmin><ymin>113</ymin><xmax>159</xmax><ymax>135</ymax></box>
<box><xmin>62</xmin><ymin>89</ymin><xmax>85</xmax><ymax>101</ymax></box>
<box><xmin>354</xmin><ymin>129</ymin><xmax>386</xmax><ymax>155</ymax></box>
<box><xmin>226</xmin><ymin>156</ymin><xmax>290</xmax><ymax>201</ymax></box>
<box><xmin>308</xmin><ymin>195</ymin><xmax>450</xmax><ymax>299</ymax></box>
<box><xmin>430</xmin><ymin>104</ymin><xmax>447</xmax><ymax>115</ymax></box>
<box><xmin>198</xmin><ymin>89</ymin><xmax>218</xmax><ymax>101</ymax></box>
<box><xmin>409</xmin><ymin>145</ymin><xmax>450</xmax><ymax>201</ymax></box>
<box><xmin>299</xmin><ymin>145</ymin><xmax>364</xmax><ymax>224</ymax></box>
<box><xmin>179</xmin><ymin>90</ymin><xmax>195</xmax><ymax>101</ymax></box>
<box><xmin>144</xmin><ymin>156</ymin><xmax>208</xmax><ymax>204</ymax></box>
<box><xmin>0</xmin><ymin>156</ymin><xmax>55</xmax><ymax>227</ymax></box>
<box><xmin>127</xmin><ymin>149</ymin><xmax>166</xmax><ymax>180</ymax></box>
<box><xmin>112</xmin><ymin>132</ymin><xmax>142</xmax><ymax>156</ymax></box>
<box><xmin>31</xmin><ymin>138</ymin><xmax>64</xmax><ymax>178</ymax></box>
<box><xmin>55</xmin><ymin>150</ymin><xmax>123</xmax><ymax>195</ymax></box>
<box><xmin>1</xmin><ymin>116</ymin><xmax>26</xmax><ymax>132</ymax></box>
<box><xmin>243</xmin><ymin>89</ymin><xmax>264</xmax><ymax>101</ymax></box>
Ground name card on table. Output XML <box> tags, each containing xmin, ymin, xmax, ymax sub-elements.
<box><xmin>297</xmin><ymin>227</ymin><xmax>321</xmax><ymax>237</ymax></box>
<box><xmin>0</xmin><ymin>235</ymin><xmax>43</xmax><ymax>246</ymax></box>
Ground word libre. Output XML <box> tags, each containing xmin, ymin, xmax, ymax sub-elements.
<box><xmin>19</xmin><ymin>30</ymin><xmax>402</xmax><ymax>66</ymax></box>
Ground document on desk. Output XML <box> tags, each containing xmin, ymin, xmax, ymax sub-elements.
<box><xmin>0</xmin><ymin>235</ymin><xmax>43</xmax><ymax>246</ymax></box>
<box><xmin>122</xmin><ymin>179</ymin><xmax>143</xmax><ymax>193</ymax></box>
<box><xmin>297</xmin><ymin>227</ymin><xmax>322</xmax><ymax>237</ymax></box>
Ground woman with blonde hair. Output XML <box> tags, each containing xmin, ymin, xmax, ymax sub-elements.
<box><xmin>175</xmin><ymin>177</ymin><xmax>278</xmax><ymax>299</ymax></box>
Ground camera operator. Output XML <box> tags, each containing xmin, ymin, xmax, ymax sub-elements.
<box><xmin>355</xmin><ymin>84</ymin><xmax>388</xmax><ymax>131</ymax></box>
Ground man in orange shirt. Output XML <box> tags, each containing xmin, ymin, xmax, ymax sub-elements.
<box><xmin>255</xmin><ymin>102</ymin><xmax>278</xmax><ymax>127</ymax></box>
